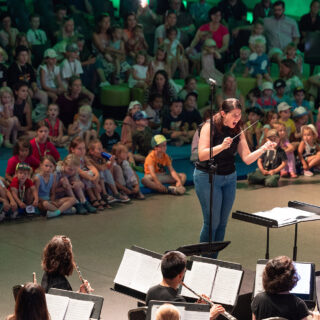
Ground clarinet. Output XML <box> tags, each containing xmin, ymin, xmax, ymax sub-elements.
<box><xmin>74</xmin><ymin>263</ymin><xmax>91</xmax><ymax>294</ymax></box>
<box><xmin>181</xmin><ymin>282</ymin><xmax>237</xmax><ymax>320</ymax></box>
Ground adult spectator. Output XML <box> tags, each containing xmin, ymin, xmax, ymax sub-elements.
<box><xmin>279</xmin><ymin>59</ymin><xmax>303</xmax><ymax>97</ymax></box>
<box><xmin>189</xmin><ymin>0</ymin><xmax>212</xmax><ymax>28</ymax></box>
<box><xmin>263</xmin><ymin>1</ymin><xmax>300</xmax><ymax>61</ymax></box>
<box><xmin>123</xmin><ymin>12</ymin><xmax>138</xmax><ymax>43</ymax></box>
<box><xmin>92</xmin><ymin>13</ymin><xmax>111</xmax><ymax>57</ymax></box>
<box><xmin>215</xmin><ymin>72</ymin><xmax>245</xmax><ymax>109</ymax></box>
<box><xmin>154</xmin><ymin>10</ymin><xmax>181</xmax><ymax>54</ymax></box>
<box><xmin>253</xmin><ymin>0</ymin><xmax>273</xmax><ymax>21</ymax></box>
<box><xmin>218</xmin><ymin>0</ymin><xmax>247</xmax><ymax>31</ymax></box>
<box><xmin>299</xmin><ymin>0</ymin><xmax>320</xmax><ymax>51</ymax></box>
<box><xmin>0</xmin><ymin>12</ymin><xmax>19</xmax><ymax>53</ymax></box>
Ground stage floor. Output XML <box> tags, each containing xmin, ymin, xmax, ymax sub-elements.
<box><xmin>0</xmin><ymin>176</ymin><xmax>320</xmax><ymax>319</ymax></box>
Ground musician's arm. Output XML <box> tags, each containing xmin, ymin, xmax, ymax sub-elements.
<box><xmin>252</xmin><ymin>314</ymin><xmax>256</xmax><ymax>320</ymax></box>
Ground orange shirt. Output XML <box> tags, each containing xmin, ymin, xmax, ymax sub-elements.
<box><xmin>144</xmin><ymin>150</ymin><xmax>172</xmax><ymax>174</ymax></box>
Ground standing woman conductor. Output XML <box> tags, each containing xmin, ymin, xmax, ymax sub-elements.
<box><xmin>194</xmin><ymin>98</ymin><xmax>275</xmax><ymax>257</ymax></box>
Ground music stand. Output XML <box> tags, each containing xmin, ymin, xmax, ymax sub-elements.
<box><xmin>174</xmin><ymin>241</ymin><xmax>230</xmax><ymax>256</ymax></box>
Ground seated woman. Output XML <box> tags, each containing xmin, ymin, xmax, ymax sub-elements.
<box><xmin>251</xmin><ymin>255</ymin><xmax>320</xmax><ymax>320</ymax></box>
<box><xmin>6</xmin><ymin>282</ymin><xmax>50</xmax><ymax>320</ymax></box>
<box><xmin>41</xmin><ymin>235</ymin><xmax>93</xmax><ymax>294</ymax></box>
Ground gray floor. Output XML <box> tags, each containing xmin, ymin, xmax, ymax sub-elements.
<box><xmin>1</xmin><ymin>176</ymin><xmax>320</xmax><ymax>319</ymax></box>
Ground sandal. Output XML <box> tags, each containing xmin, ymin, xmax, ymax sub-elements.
<box><xmin>92</xmin><ymin>200</ymin><xmax>104</xmax><ymax>211</ymax></box>
<box><xmin>99</xmin><ymin>199</ymin><xmax>111</xmax><ymax>209</ymax></box>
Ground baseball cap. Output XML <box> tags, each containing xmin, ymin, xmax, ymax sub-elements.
<box><xmin>273</xmin><ymin>79</ymin><xmax>286</xmax><ymax>89</ymax></box>
<box><xmin>292</xmin><ymin>106</ymin><xmax>308</xmax><ymax>118</ymax></box>
<box><xmin>16</xmin><ymin>162</ymin><xmax>32</xmax><ymax>171</ymax></box>
<box><xmin>128</xmin><ymin>100</ymin><xmax>142</xmax><ymax>111</ymax></box>
<box><xmin>293</xmin><ymin>87</ymin><xmax>306</xmax><ymax>95</ymax></box>
<box><xmin>151</xmin><ymin>134</ymin><xmax>167</xmax><ymax>148</ymax></box>
<box><xmin>261</xmin><ymin>81</ymin><xmax>273</xmax><ymax>92</ymax></box>
<box><xmin>44</xmin><ymin>48</ymin><xmax>57</xmax><ymax>58</ymax></box>
<box><xmin>133</xmin><ymin>110</ymin><xmax>152</xmax><ymax>121</ymax></box>
<box><xmin>66</xmin><ymin>43</ymin><xmax>79</xmax><ymax>52</ymax></box>
<box><xmin>277</xmin><ymin>102</ymin><xmax>291</xmax><ymax>113</ymax></box>
<box><xmin>266</xmin><ymin>129</ymin><xmax>279</xmax><ymax>138</ymax></box>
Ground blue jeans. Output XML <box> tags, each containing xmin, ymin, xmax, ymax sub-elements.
<box><xmin>193</xmin><ymin>168</ymin><xmax>237</xmax><ymax>257</ymax></box>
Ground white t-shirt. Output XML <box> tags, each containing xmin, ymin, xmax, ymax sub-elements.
<box><xmin>154</xmin><ymin>24</ymin><xmax>181</xmax><ymax>54</ymax></box>
<box><xmin>60</xmin><ymin>59</ymin><xmax>83</xmax><ymax>87</ymax></box>
<box><xmin>128</xmin><ymin>64</ymin><xmax>148</xmax><ymax>88</ymax></box>
<box><xmin>37</xmin><ymin>64</ymin><xmax>60</xmax><ymax>89</ymax></box>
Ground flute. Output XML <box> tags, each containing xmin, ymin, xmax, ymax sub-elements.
<box><xmin>74</xmin><ymin>263</ymin><xmax>91</xmax><ymax>294</ymax></box>
<box><xmin>181</xmin><ymin>282</ymin><xmax>237</xmax><ymax>320</ymax></box>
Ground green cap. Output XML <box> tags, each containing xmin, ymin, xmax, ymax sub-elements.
<box><xmin>151</xmin><ymin>134</ymin><xmax>167</xmax><ymax>148</ymax></box>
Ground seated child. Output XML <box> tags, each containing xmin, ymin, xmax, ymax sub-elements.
<box><xmin>69</xmin><ymin>137</ymin><xmax>109</xmax><ymax>210</ymax></box>
<box><xmin>144</xmin><ymin>94</ymin><xmax>163</xmax><ymax>134</ymax></box>
<box><xmin>244</xmin><ymin>39</ymin><xmax>272</xmax><ymax>88</ymax></box>
<box><xmin>5</xmin><ymin>137</ymin><xmax>40</xmax><ymax>183</ymax></box>
<box><xmin>87</xmin><ymin>139</ymin><xmax>130</xmax><ymax>203</ymax></box>
<box><xmin>298</xmin><ymin>124</ymin><xmax>320</xmax><ymax>177</ymax></box>
<box><xmin>9</xmin><ymin>163</ymin><xmax>39</xmax><ymax>216</ymax></box>
<box><xmin>112</xmin><ymin>143</ymin><xmax>145</xmax><ymax>200</ymax></box>
<box><xmin>162</xmin><ymin>99</ymin><xmax>188</xmax><ymax>146</ymax></box>
<box><xmin>100</xmin><ymin>118</ymin><xmax>120</xmax><ymax>153</ymax></box>
<box><xmin>182</xmin><ymin>92</ymin><xmax>202</xmax><ymax>139</ymax></box>
<box><xmin>248</xmin><ymin>19</ymin><xmax>267</xmax><ymax>52</ymax></box>
<box><xmin>273</xmin><ymin>79</ymin><xmax>290</xmax><ymax>104</ymax></box>
<box><xmin>34</xmin><ymin>155</ymin><xmax>76</xmax><ymax>218</ymax></box>
<box><xmin>142</xmin><ymin>135</ymin><xmax>186</xmax><ymax>194</ymax></box>
<box><xmin>259</xmin><ymin>111</ymin><xmax>279</xmax><ymax>147</ymax></box>
<box><xmin>245</xmin><ymin>107</ymin><xmax>264</xmax><ymax>151</ymax></box>
<box><xmin>44</xmin><ymin>103</ymin><xmax>69</xmax><ymax>147</ymax></box>
<box><xmin>55</xmin><ymin>154</ymin><xmax>97</xmax><ymax>214</ymax></box>
<box><xmin>126</xmin><ymin>24</ymin><xmax>149</xmax><ymax>60</ymax></box>
<box><xmin>0</xmin><ymin>86</ymin><xmax>19</xmax><ymax>148</ymax></box>
<box><xmin>230</xmin><ymin>46</ymin><xmax>250</xmax><ymax>76</ymax></box>
<box><xmin>277</xmin><ymin>102</ymin><xmax>296</xmax><ymax>139</ymax></box>
<box><xmin>128</xmin><ymin>51</ymin><xmax>148</xmax><ymax>89</ymax></box>
<box><xmin>256</xmin><ymin>82</ymin><xmax>277</xmax><ymax>112</ymax></box>
<box><xmin>178</xmin><ymin>76</ymin><xmax>197</xmax><ymax>101</ymax></box>
<box><xmin>277</xmin><ymin>123</ymin><xmax>297</xmax><ymax>178</ymax></box>
<box><xmin>248</xmin><ymin>129</ymin><xmax>287</xmax><ymax>187</ymax></box>
<box><xmin>30</xmin><ymin>121</ymin><xmax>60</xmax><ymax>162</ymax></box>
<box><xmin>68</xmin><ymin>105</ymin><xmax>99</xmax><ymax>147</ymax></box>
<box><xmin>291</xmin><ymin>106</ymin><xmax>309</xmax><ymax>147</ymax></box>
<box><xmin>132</xmin><ymin>111</ymin><xmax>153</xmax><ymax>164</ymax></box>
<box><xmin>0</xmin><ymin>178</ymin><xmax>16</xmax><ymax>221</ymax></box>
<box><xmin>291</xmin><ymin>87</ymin><xmax>313</xmax><ymax>124</ymax></box>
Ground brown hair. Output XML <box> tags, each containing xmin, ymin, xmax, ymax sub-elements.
<box><xmin>214</xmin><ymin>98</ymin><xmax>242</xmax><ymax>135</ymax></box>
<box><xmin>69</xmin><ymin>136</ymin><xmax>85</xmax><ymax>153</ymax></box>
<box><xmin>14</xmin><ymin>283</ymin><xmax>50</xmax><ymax>320</ymax></box>
<box><xmin>40</xmin><ymin>155</ymin><xmax>56</xmax><ymax>166</ymax></box>
<box><xmin>111</xmin><ymin>142</ymin><xmax>128</xmax><ymax>157</ymax></box>
<box><xmin>13</xmin><ymin>137</ymin><xmax>32</xmax><ymax>156</ymax></box>
<box><xmin>87</xmin><ymin>139</ymin><xmax>101</xmax><ymax>153</ymax></box>
<box><xmin>263</xmin><ymin>256</ymin><xmax>299</xmax><ymax>294</ymax></box>
<box><xmin>281</xmin><ymin>59</ymin><xmax>299</xmax><ymax>78</ymax></box>
<box><xmin>41</xmin><ymin>235</ymin><xmax>74</xmax><ymax>276</ymax></box>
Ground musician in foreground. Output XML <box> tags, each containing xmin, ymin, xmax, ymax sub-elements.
<box><xmin>251</xmin><ymin>256</ymin><xmax>320</xmax><ymax>320</ymax></box>
<box><xmin>194</xmin><ymin>98</ymin><xmax>276</xmax><ymax>257</ymax></box>
<box><xmin>41</xmin><ymin>235</ymin><xmax>93</xmax><ymax>293</ymax></box>
<box><xmin>146</xmin><ymin>251</ymin><xmax>225</xmax><ymax>320</ymax></box>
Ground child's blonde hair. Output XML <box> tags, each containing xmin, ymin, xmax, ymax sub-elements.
<box><xmin>254</xmin><ymin>38</ymin><xmax>266</xmax><ymax>50</ymax></box>
<box><xmin>58</xmin><ymin>154</ymin><xmax>80</xmax><ymax>168</ymax></box>
<box><xmin>0</xmin><ymin>86</ymin><xmax>14</xmax><ymax>99</ymax></box>
<box><xmin>87</xmin><ymin>139</ymin><xmax>101</xmax><ymax>153</ymax></box>
<box><xmin>79</xmin><ymin>105</ymin><xmax>92</xmax><ymax>115</ymax></box>
<box><xmin>301</xmin><ymin>124</ymin><xmax>318</xmax><ymax>139</ymax></box>
<box><xmin>285</xmin><ymin>42</ymin><xmax>297</xmax><ymax>54</ymax></box>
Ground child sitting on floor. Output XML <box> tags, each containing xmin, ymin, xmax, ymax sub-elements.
<box><xmin>100</xmin><ymin>118</ymin><xmax>120</xmax><ymax>153</ymax></box>
<box><xmin>0</xmin><ymin>178</ymin><xmax>16</xmax><ymax>221</ymax></box>
<box><xmin>142</xmin><ymin>135</ymin><xmax>186</xmax><ymax>195</ymax></box>
<box><xmin>248</xmin><ymin>129</ymin><xmax>287</xmax><ymax>187</ymax></box>
<box><xmin>298</xmin><ymin>124</ymin><xmax>320</xmax><ymax>177</ymax></box>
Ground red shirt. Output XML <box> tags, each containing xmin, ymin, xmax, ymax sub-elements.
<box><xmin>44</xmin><ymin>118</ymin><xmax>60</xmax><ymax>137</ymax></box>
<box><xmin>199</xmin><ymin>23</ymin><xmax>229</xmax><ymax>49</ymax></box>
<box><xmin>9</xmin><ymin>176</ymin><xmax>34</xmax><ymax>190</ymax></box>
<box><xmin>30</xmin><ymin>138</ymin><xmax>60</xmax><ymax>161</ymax></box>
<box><xmin>6</xmin><ymin>155</ymin><xmax>40</xmax><ymax>176</ymax></box>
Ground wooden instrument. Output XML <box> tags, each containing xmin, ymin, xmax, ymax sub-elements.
<box><xmin>74</xmin><ymin>263</ymin><xmax>91</xmax><ymax>294</ymax></box>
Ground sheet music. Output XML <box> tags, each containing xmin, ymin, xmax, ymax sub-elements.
<box><xmin>254</xmin><ymin>263</ymin><xmax>266</xmax><ymax>297</ymax></box>
<box><xmin>46</xmin><ymin>294</ymin><xmax>69</xmax><ymax>320</ymax></box>
<box><xmin>184</xmin><ymin>310</ymin><xmax>210</xmax><ymax>320</ymax></box>
<box><xmin>180</xmin><ymin>261</ymin><xmax>217</xmax><ymax>298</ymax></box>
<box><xmin>64</xmin><ymin>298</ymin><xmax>94</xmax><ymax>320</ymax></box>
<box><xmin>291</xmin><ymin>263</ymin><xmax>311</xmax><ymax>295</ymax></box>
<box><xmin>254</xmin><ymin>207</ymin><xmax>315</xmax><ymax>226</ymax></box>
<box><xmin>211</xmin><ymin>267</ymin><xmax>242</xmax><ymax>306</ymax></box>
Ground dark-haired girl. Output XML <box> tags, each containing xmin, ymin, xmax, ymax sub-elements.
<box><xmin>252</xmin><ymin>256</ymin><xmax>320</xmax><ymax>320</ymax></box>
<box><xmin>194</xmin><ymin>98</ymin><xmax>276</xmax><ymax>257</ymax></box>
<box><xmin>41</xmin><ymin>235</ymin><xmax>93</xmax><ymax>293</ymax></box>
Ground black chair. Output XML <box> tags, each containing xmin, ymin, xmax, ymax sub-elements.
<box><xmin>128</xmin><ymin>307</ymin><xmax>147</xmax><ymax>320</ymax></box>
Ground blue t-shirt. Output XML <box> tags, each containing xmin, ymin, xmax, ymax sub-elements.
<box><xmin>247</xmin><ymin>53</ymin><xmax>269</xmax><ymax>76</ymax></box>
<box><xmin>291</xmin><ymin>99</ymin><xmax>311</xmax><ymax>111</ymax></box>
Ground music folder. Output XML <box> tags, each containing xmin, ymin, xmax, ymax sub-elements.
<box><xmin>180</xmin><ymin>256</ymin><xmax>243</xmax><ymax>308</ymax></box>
<box><xmin>146</xmin><ymin>300</ymin><xmax>210</xmax><ymax>320</ymax></box>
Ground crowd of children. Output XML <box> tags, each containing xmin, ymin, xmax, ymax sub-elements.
<box><xmin>1</xmin><ymin>0</ymin><xmax>320</xmax><ymax>218</ymax></box>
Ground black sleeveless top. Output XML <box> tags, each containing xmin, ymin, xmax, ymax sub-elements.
<box><xmin>13</xmin><ymin>100</ymin><xmax>27</xmax><ymax>127</ymax></box>
<box><xmin>196</xmin><ymin>123</ymin><xmax>240</xmax><ymax>175</ymax></box>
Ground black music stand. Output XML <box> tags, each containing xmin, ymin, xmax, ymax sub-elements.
<box><xmin>174</xmin><ymin>241</ymin><xmax>230</xmax><ymax>256</ymax></box>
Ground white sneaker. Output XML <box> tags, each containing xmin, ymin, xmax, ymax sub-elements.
<box><xmin>99</xmin><ymin>81</ymin><xmax>111</xmax><ymax>88</ymax></box>
<box><xmin>11</xmin><ymin>211</ymin><xmax>19</xmax><ymax>219</ymax></box>
<box><xmin>304</xmin><ymin>170</ymin><xmax>314</xmax><ymax>177</ymax></box>
<box><xmin>63</xmin><ymin>207</ymin><xmax>77</xmax><ymax>214</ymax></box>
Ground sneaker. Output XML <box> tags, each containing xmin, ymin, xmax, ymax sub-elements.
<box><xmin>135</xmin><ymin>192</ymin><xmax>145</xmax><ymax>200</ymax></box>
<box><xmin>304</xmin><ymin>170</ymin><xmax>314</xmax><ymax>177</ymax></box>
<box><xmin>63</xmin><ymin>207</ymin><xmax>77</xmax><ymax>215</ymax></box>
<box><xmin>168</xmin><ymin>186</ymin><xmax>186</xmax><ymax>195</ymax></box>
<box><xmin>74</xmin><ymin>203</ymin><xmax>88</xmax><ymax>215</ymax></box>
<box><xmin>47</xmin><ymin>210</ymin><xmax>61</xmax><ymax>219</ymax></box>
<box><xmin>114</xmin><ymin>193</ymin><xmax>131</xmax><ymax>203</ymax></box>
<box><xmin>99</xmin><ymin>81</ymin><xmax>111</xmax><ymax>88</ymax></box>
<box><xmin>83</xmin><ymin>201</ymin><xmax>97</xmax><ymax>214</ymax></box>
<box><xmin>11</xmin><ymin>211</ymin><xmax>20</xmax><ymax>219</ymax></box>
<box><xmin>102</xmin><ymin>193</ymin><xmax>116</xmax><ymax>204</ymax></box>
<box><xmin>3</xmin><ymin>140</ymin><xmax>13</xmax><ymax>148</ymax></box>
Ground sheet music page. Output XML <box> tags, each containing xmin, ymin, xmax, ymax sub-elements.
<box><xmin>180</xmin><ymin>270</ymin><xmax>197</xmax><ymax>299</ymax></box>
<box><xmin>132</xmin><ymin>254</ymin><xmax>161</xmax><ymax>293</ymax></box>
<box><xmin>64</xmin><ymin>298</ymin><xmax>94</xmax><ymax>320</ymax></box>
<box><xmin>211</xmin><ymin>267</ymin><xmax>242</xmax><ymax>306</ymax></box>
<box><xmin>45</xmin><ymin>294</ymin><xmax>69</xmax><ymax>320</ymax></box>
<box><xmin>254</xmin><ymin>263</ymin><xmax>266</xmax><ymax>297</ymax></box>
<box><xmin>150</xmin><ymin>305</ymin><xmax>185</xmax><ymax>320</ymax></box>
<box><xmin>254</xmin><ymin>207</ymin><xmax>315</xmax><ymax>226</ymax></box>
<box><xmin>180</xmin><ymin>261</ymin><xmax>217</xmax><ymax>298</ymax></box>
<box><xmin>184</xmin><ymin>310</ymin><xmax>210</xmax><ymax>320</ymax></box>
<box><xmin>114</xmin><ymin>249</ymin><xmax>142</xmax><ymax>287</ymax></box>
